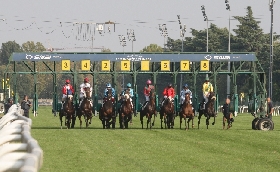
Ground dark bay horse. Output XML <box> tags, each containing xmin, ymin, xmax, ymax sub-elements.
<box><xmin>59</xmin><ymin>94</ymin><xmax>75</xmax><ymax>129</ymax></box>
<box><xmin>223</xmin><ymin>112</ymin><xmax>234</xmax><ymax>129</ymax></box>
<box><xmin>179</xmin><ymin>93</ymin><xmax>194</xmax><ymax>130</ymax></box>
<box><xmin>119</xmin><ymin>90</ymin><xmax>133</xmax><ymax>129</ymax></box>
<box><xmin>77</xmin><ymin>87</ymin><xmax>93</xmax><ymax>128</ymax></box>
<box><xmin>99</xmin><ymin>89</ymin><xmax>116</xmax><ymax>129</ymax></box>
<box><xmin>198</xmin><ymin>92</ymin><xmax>216</xmax><ymax>129</ymax></box>
<box><xmin>140</xmin><ymin>89</ymin><xmax>157</xmax><ymax>129</ymax></box>
<box><xmin>160</xmin><ymin>96</ymin><xmax>175</xmax><ymax>129</ymax></box>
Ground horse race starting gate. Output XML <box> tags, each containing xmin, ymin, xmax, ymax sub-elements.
<box><xmin>2</xmin><ymin>52</ymin><xmax>266</xmax><ymax>117</ymax></box>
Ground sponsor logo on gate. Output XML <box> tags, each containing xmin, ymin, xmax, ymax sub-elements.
<box><xmin>213</xmin><ymin>56</ymin><xmax>230</xmax><ymax>60</ymax></box>
<box><xmin>204</xmin><ymin>55</ymin><xmax>212</xmax><ymax>60</ymax></box>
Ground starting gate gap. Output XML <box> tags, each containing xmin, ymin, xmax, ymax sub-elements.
<box><xmin>4</xmin><ymin>52</ymin><xmax>266</xmax><ymax>116</ymax></box>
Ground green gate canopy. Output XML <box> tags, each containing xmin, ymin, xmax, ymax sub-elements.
<box><xmin>12</xmin><ymin>52</ymin><xmax>257</xmax><ymax>62</ymax></box>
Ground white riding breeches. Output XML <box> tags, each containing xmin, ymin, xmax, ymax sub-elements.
<box><xmin>80</xmin><ymin>92</ymin><xmax>92</xmax><ymax>99</ymax></box>
<box><xmin>203</xmin><ymin>94</ymin><xmax>208</xmax><ymax>104</ymax></box>
<box><xmin>62</xmin><ymin>94</ymin><xmax>73</xmax><ymax>101</ymax></box>
<box><xmin>181</xmin><ymin>97</ymin><xmax>192</xmax><ymax>104</ymax></box>
<box><xmin>145</xmin><ymin>95</ymin><xmax>150</xmax><ymax>101</ymax></box>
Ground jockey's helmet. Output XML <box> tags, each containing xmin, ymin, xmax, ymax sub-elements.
<box><xmin>106</xmin><ymin>83</ymin><xmax>112</xmax><ymax>88</ymax></box>
<box><xmin>65</xmin><ymin>79</ymin><xmax>70</xmax><ymax>84</ymax></box>
<box><xmin>168</xmin><ymin>83</ymin><xmax>172</xmax><ymax>88</ymax></box>
<box><xmin>127</xmin><ymin>83</ymin><xmax>132</xmax><ymax>88</ymax></box>
<box><xmin>146</xmin><ymin>79</ymin><xmax>152</xmax><ymax>85</ymax></box>
<box><xmin>205</xmin><ymin>76</ymin><xmax>209</xmax><ymax>82</ymax></box>
<box><xmin>84</xmin><ymin>77</ymin><xmax>89</xmax><ymax>82</ymax></box>
<box><xmin>184</xmin><ymin>84</ymin><xmax>188</xmax><ymax>88</ymax></box>
<box><xmin>8</xmin><ymin>98</ymin><xmax>13</xmax><ymax>103</ymax></box>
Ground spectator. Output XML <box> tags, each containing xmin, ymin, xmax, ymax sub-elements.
<box><xmin>267</xmin><ymin>97</ymin><xmax>274</xmax><ymax>119</ymax></box>
<box><xmin>21</xmin><ymin>95</ymin><xmax>32</xmax><ymax>118</ymax></box>
<box><xmin>4</xmin><ymin>98</ymin><xmax>13</xmax><ymax>114</ymax></box>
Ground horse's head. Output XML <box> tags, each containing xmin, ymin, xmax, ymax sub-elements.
<box><xmin>107</xmin><ymin>89</ymin><xmax>112</xmax><ymax>98</ymax></box>
<box><xmin>84</xmin><ymin>87</ymin><xmax>91</xmax><ymax>98</ymax></box>
<box><xmin>208</xmin><ymin>92</ymin><xmax>216</xmax><ymax>101</ymax></box>
<box><xmin>185</xmin><ymin>93</ymin><xmax>190</xmax><ymax>101</ymax></box>
<box><xmin>124</xmin><ymin>93</ymin><xmax>130</xmax><ymax>101</ymax></box>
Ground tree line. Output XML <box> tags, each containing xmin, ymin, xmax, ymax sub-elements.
<box><xmin>0</xmin><ymin>6</ymin><xmax>279</xmax><ymax>102</ymax></box>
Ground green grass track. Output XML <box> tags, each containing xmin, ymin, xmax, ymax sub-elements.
<box><xmin>27</xmin><ymin>107</ymin><xmax>280</xmax><ymax>172</ymax></box>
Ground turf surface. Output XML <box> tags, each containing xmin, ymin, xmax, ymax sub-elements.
<box><xmin>18</xmin><ymin>107</ymin><xmax>280</xmax><ymax>171</ymax></box>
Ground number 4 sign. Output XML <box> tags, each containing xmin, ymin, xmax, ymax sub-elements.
<box><xmin>81</xmin><ymin>60</ymin><xmax>91</xmax><ymax>71</ymax></box>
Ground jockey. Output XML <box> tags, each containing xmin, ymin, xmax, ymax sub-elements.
<box><xmin>161</xmin><ymin>83</ymin><xmax>175</xmax><ymax>106</ymax></box>
<box><xmin>143</xmin><ymin>79</ymin><xmax>154</xmax><ymax>108</ymax></box>
<box><xmin>180</xmin><ymin>84</ymin><xmax>192</xmax><ymax>109</ymax></box>
<box><xmin>79</xmin><ymin>77</ymin><xmax>93</xmax><ymax>107</ymax></box>
<box><xmin>202</xmin><ymin>76</ymin><xmax>214</xmax><ymax>110</ymax></box>
<box><xmin>61</xmin><ymin>79</ymin><xmax>74</xmax><ymax>109</ymax></box>
<box><xmin>120</xmin><ymin>83</ymin><xmax>134</xmax><ymax>110</ymax></box>
<box><xmin>103</xmin><ymin>83</ymin><xmax>116</xmax><ymax>106</ymax></box>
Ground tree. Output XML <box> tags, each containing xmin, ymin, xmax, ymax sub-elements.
<box><xmin>22</xmin><ymin>41</ymin><xmax>46</xmax><ymax>52</ymax></box>
<box><xmin>0</xmin><ymin>41</ymin><xmax>22</xmax><ymax>65</ymax></box>
<box><xmin>140</xmin><ymin>44</ymin><xmax>163</xmax><ymax>52</ymax></box>
<box><xmin>101</xmin><ymin>48</ymin><xmax>111</xmax><ymax>52</ymax></box>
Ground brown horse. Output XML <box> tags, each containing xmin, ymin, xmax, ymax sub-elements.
<box><xmin>119</xmin><ymin>90</ymin><xmax>133</xmax><ymax>129</ymax></box>
<box><xmin>77</xmin><ymin>87</ymin><xmax>93</xmax><ymax>128</ymax></box>
<box><xmin>160</xmin><ymin>96</ymin><xmax>175</xmax><ymax>129</ymax></box>
<box><xmin>179</xmin><ymin>93</ymin><xmax>194</xmax><ymax>130</ymax></box>
<box><xmin>223</xmin><ymin>113</ymin><xmax>234</xmax><ymax>129</ymax></box>
<box><xmin>140</xmin><ymin>89</ymin><xmax>157</xmax><ymax>129</ymax></box>
<box><xmin>99</xmin><ymin>89</ymin><xmax>116</xmax><ymax>129</ymax></box>
<box><xmin>198</xmin><ymin>92</ymin><xmax>216</xmax><ymax>129</ymax></box>
<box><xmin>59</xmin><ymin>94</ymin><xmax>75</xmax><ymax>129</ymax></box>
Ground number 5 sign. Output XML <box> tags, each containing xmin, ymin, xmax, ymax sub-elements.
<box><xmin>161</xmin><ymin>60</ymin><xmax>170</xmax><ymax>71</ymax></box>
<box><xmin>121</xmin><ymin>60</ymin><xmax>130</xmax><ymax>71</ymax></box>
<box><xmin>81</xmin><ymin>60</ymin><xmax>91</xmax><ymax>71</ymax></box>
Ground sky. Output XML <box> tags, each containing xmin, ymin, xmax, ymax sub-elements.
<box><xmin>0</xmin><ymin>0</ymin><xmax>279</xmax><ymax>53</ymax></box>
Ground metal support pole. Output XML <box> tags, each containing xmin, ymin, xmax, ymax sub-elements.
<box><xmin>206</xmin><ymin>19</ymin><xmax>209</xmax><ymax>78</ymax></box>
<box><xmin>227</xmin><ymin>5</ymin><xmax>231</xmax><ymax>98</ymax></box>
<box><xmin>269</xmin><ymin>1</ymin><xmax>274</xmax><ymax>99</ymax></box>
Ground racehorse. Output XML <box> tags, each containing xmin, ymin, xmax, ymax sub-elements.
<box><xmin>119</xmin><ymin>90</ymin><xmax>133</xmax><ymax>129</ymax></box>
<box><xmin>99</xmin><ymin>89</ymin><xmax>116</xmax><ymax>129</ymax></box>
<box><xmin>179</xmin><ymin>93</ymin><xmax>194</xmax><ymax>130</ymax></box>
<box><xmin>198</xmin><ymin>91</ymin><xmax>216</xmax><ymax>129</ymax></box>
<box><xmin>223</xmin><ymin>112</ymin><xmax>234</xmax><ymax>129</ymax></box>
<box><xmin>160</xmin><ymin>96</ymin><xmax>175</xmax><ymax>129</ymax></box>
<box><xmin>59</xmin><ymin>93</ymin><xmax>75</xmax><ymax>129</ymax></box>
<box><xmin>77</xmin><ymin>87</ymin><xmax>93</xmax><ymax>128</ymax></box>
<box><xmin>140</xmin><ymin>89</ymin><xmax>157</xmax><ymax>129</ymax></box>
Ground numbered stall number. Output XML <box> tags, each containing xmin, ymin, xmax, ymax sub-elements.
<box><xmin>81</xmin><ymin>60</ymin><xmax>91</xmax><ymax>71</ymax></box>
<box><xmin>161</xmin><ymin>60</ymin><xmax>170</xmax><ymax>71</ymax></box>
<box><xmin>101</xmin><ymin>60</ymin><xmax>110</xmax><ymax>71</ymax></box>
<box><xmin>61</xmin><ymin>60</ymin><xmax>70</xmax><ymax>71</ymax></box>
<box><xmin>200</xmin><ymin>60</ymin><xmax>209</xmax><ymax>71</ymax></box>
<box><xmin>141</xmin><ymin>61</ymin><xmax>149</xmax><ymax>71</ymax></box>
<box><xmin>180</xmin><ymin>60</ymin><xmax>190</xmax><ymax>71</ymax></box>
<box><xmin>121</xmin><ymin>60</ymin><xmax>130</xmax><ymax>71</ymax></box>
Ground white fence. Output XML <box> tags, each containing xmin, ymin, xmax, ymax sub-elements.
<box><xmin>0</xmin><ymin>104</ymin><xmax>43</xmax><ymax>172</ymax></box>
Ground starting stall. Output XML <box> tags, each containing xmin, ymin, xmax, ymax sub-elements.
<box><xmin>3</xmin><ymin>52</ymin><xmax>268</xmax><ymax>129</ymax></box>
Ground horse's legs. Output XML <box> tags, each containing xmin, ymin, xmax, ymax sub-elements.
<box><xmin>152</xmin><ymin>112</ymin><xmax>156</xmax><ymax>127</ymax></box>
<box><xmin>59</xmin><ymin>113</ymin><xmax>63</xmax><ymax>129</ymax></box>
<box><xmin>164</xmin><ymin>114</ymin><xmax>167</xmax><ymax>129</ymax></box>
<box><xmin>197</xmin><ymin>112</ymin><xmax>202</xmax><ymax>129</ymax></box>
<box><xmin>180</xmin><ymin>115</ymin><xmax>182</xmax><ymax>129</ymax></box>
<box><xmin>223</xmin><ymin>117</ymin><xmax>226</xmax><ymax>129</ymax></box>
<box><xmin>206</xmin><ymin>116</ymin><xmax>210</xmax><ymax>129</ymax></box>
<box><xmin>140</xmin><ymin>112</ymin><xmax>144</xmax><ymax>129</ymax></box>
<box><xmin>212</xmin><ymin>116</ymin><xmax>216</xmax><ymax>125</ymax></box>
<box><xmin>121</xmin><ymin>114</ymin><xmax>125</xmax><ymax>129</ymax></box>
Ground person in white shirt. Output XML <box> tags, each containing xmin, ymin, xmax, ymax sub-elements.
<box><xmin>180</xmin><ymin>84</ymin><xmax>192</xmax><ymax>110</ymax></box>
<box><xmin>79</xmin><ymin>77</ymin><xmax>93</xmax><ymax>107</ymax></box>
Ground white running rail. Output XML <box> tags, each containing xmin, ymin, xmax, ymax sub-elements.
<box><xmin>0</xmin><ymin>104</ymin><xmax>43</xmax><ymax>172</ymax></box>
